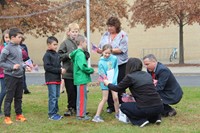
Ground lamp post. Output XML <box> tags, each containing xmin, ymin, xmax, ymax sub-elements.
<box><xmin>86</xmin><ymin>0</ymin><xmax>91</xmax><ymax>67</ymax></box>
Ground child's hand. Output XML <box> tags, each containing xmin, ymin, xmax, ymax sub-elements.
<box><xmin>26</xmin><ymin>66</ymin><xmax>32</xmax><ymax>72</ymax></box>
<box><xmin>103</xmin><ymin>79</ymin><xmax>110</xmax><ymax>86</ymax></box>
<box><xmin>13</xmin><ymin>64</ymin><xmax>20</xmax><ymax>70</ymax></box>
<box><xmin>61</xmin><ymin>68</ymin><xmax>66</xmax><ymax>74</ymax></box>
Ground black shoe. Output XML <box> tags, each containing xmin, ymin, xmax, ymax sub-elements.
<box><xmin>24</xmin><ymin>91</ymin><xmax>31</xmax><ymax>94</ymax></box>
<box><xmin>106</xmin><ymin>108</ymin><xmax>114</xmax><ymax>114</ymax></box>
<box><xmin>168</xmin><ymin>109</ymin><xmax>177</xmax><ymax>117</ymax></box>
<box><xmin>64</xmin><ymin>108</ymin><xmax>75</xmax><ymax>116</ymax></box>
<box><xmin>64</xmin><ymin>111</ymin><xmax>72</xmax><ymax>116</ymax></box>
<box><xmin>86</xmin><ymin>112</ymin><xmax>89</xmax><ymax>115</ymax></box>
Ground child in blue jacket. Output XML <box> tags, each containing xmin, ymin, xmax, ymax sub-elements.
<box><xmin>92</xmin><ymin>44</ymin><xmax>119</xmax><ymax>122</ymax></box>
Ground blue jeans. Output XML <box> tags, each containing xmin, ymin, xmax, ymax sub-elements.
<box><xmin>47</xmin><ymin>84</ymin><xmax>60</xmax><ymax>117</ymax></box>
<box><xmin>0</xmin><ymin>78</ymin><xmax>6</xmax><ymax>113</ymax></box>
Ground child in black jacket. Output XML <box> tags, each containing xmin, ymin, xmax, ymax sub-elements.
<box><xmin>43</xmin><ymin>36</ymin><xmax>66</xmax><ymax>121</ymax></box>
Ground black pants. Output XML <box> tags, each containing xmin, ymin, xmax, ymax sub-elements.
<box><xmin>64</xmin><ymin>79</ymin><xmax>77</xmax><ymax>110</ymax></box>
<box><xmin>4</xmin><ymin>75</ymin><xmax>23</xmax><ymax>117</ymax></box>
<box><xmin>22</xmin><ymin>69</ymin><xmax>29</xmax><ymax>92</ymax></box>
<box><xmin>120</xmin><ymin>102</ymin><xmax>163</xmax><ymax>126</ymax></box>
<box><xmin>107</xmin><ymin>63</ymin><xmax>126</xmax><ymax>110</ymax></box>
<box><xmin>162</xmin><ymin>104</ymin><xmax>174</xmax><ymax>116</ymax></box>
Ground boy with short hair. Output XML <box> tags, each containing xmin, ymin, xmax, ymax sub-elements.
<box><xmin>43</xmin><ymin>36</ymin><xmax>66</xmax><ymax>121</ymax></box>
<box><xmin>0</xmin><ymin>27</ymin><xmax>31</xmax><ymax>124</ymax></box>
<box><xmin>69</xmin><ymin>34</ymin><xmax>94</xmax><ymax>120</ymax></box>
<box><xmin>58</xmin><ymin>23</ymin><xmax>80</xmax><ymax>116</ymax></box>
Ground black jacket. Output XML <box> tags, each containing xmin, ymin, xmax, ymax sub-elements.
<box><xmin>108</xmin><ymin>71</ymin><xmax>162</xmax><ymax>108</ymax></box>
<box><xmin>43</xmin><ymin>50</ymin><xmax>61</xmax><ymax>83</ymax></box>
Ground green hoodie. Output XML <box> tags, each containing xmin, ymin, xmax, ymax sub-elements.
<box><xmin>69</xmin><ymin>48</ymin><xmax>94</xmax><ymax>85</ymax></box>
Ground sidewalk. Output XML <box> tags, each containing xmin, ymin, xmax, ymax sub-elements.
<box><xmin>27</xmin><ymin>65</ymin><xmax>200</xmax><ymax>76</ymax></box>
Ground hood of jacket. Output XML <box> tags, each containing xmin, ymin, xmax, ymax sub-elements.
<box><xmin>70</xmin><ymin>48</ymin><xmax>83</xmax><ymax>61</ymax></box>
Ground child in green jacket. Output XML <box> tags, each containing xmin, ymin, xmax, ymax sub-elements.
<box><xmin>69</xmin><ymin>34</ymin><xmax>94</xmax><ymax>120</ymax></box>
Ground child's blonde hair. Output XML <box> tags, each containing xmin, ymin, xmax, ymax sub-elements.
<box><xmin>62</xmin><ymin>23</ymin><xmax>80</xmax><ymax>41</ymax></box>
<box><xmin>68</xmin><ymin>23</ymin><xmax>79</xmax><ymax>31</ymax></box>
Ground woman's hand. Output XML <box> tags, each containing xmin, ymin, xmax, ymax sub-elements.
<box><xmin>103</xmin><ymin>79</ymin><xmax>110</xmax><ymax>86</ymax></box>
<box><xmin>153</xmin><ymin>79</ymin><xmax>158</xmax><ymax>86</ymax></box>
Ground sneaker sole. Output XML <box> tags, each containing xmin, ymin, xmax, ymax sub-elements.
<box><xmin>155</xmin><ymin>120</ymin><xmax>161</xmax><ymax>125</ymax></box>
<box><xmin>16</xmin><ymin>119</ymin><xmax>27</xmax><ymax>122</ymax></box>
<box><xmin>92</xmin><ymin>119</ymin><xmax>104</xmax><ymax>122</ymax></box>
<box><xmin>140</xmin><ymin>121</ymin><xmax>149</xmax><ymax>128</ymax></box>
<box><xmin>49</xmin><ymin>118</ymin><xmax>62</xmax><ymax>121</ymax></box>
<box><xmin>4</xmin><ymin>121</ymin><xmax>13</xmax><ymax>124</ymax></box>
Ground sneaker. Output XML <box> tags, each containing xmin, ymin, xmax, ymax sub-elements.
<box><xmin>155</xmin><ymin>114</ymin><xmax>161</xmax><ymax>125</ymax></box>
<box><xmin>77</xmin><ymin>115</ymin><xmax>91</xmax><ymax>120</ymax></box>
<box><xmin>4</xmin><ymin>117</ymin><xmax>13</xmax><ymax>125</ymax></box>
<box><xmin>155</xmin><ymin>119</ymin><xmax>162</xmax><ymax>125</ymax></box>
<box><xmin>49</xmin><ymin>114</ymin><xmax>62</xmax><ymax>121</ymax></box>
<box><xmin>86</xmin><ymin>111</ymin><xmax>89</xmax><ymax>115</ymax></box>
<box><xmin>106</xmin><ymin>108</ymin><xmax>114</xmax><ymax>114</ymax></box>
<box><xmin>55</xmin><ymin>114</ymin><xmax>63</xmax><ymax>119</ymax></box>
<box><xmin>140</xmin><ymin>120</ymin><xmax>149</xmax><ymax>128</ymax></box>
<box><xmin>16</xmin><ymin>114</ymin><xmax>27</xmax><ymax>122</ymax></box>
<box><xmin>92</xmin><ymin>116</ymin><xmax>104</xmax><ymax>122</ymax></box>
<box><xmin>64</xmin><ymin>108</ymin><xmax>75</xmax><ymax>116</ymax></box>
<box><xmin>168</xmin><ymin>109</ymin><xmax>177</xmax><ymax>117</ymax></box>
<box><xmin>24</xmin><ymin>91</ymin><xmax>31</xmax><ymax>94</ymax></box>
<box><xmin>115</xmin><ymin>113</ymin><xmax>119</xmax><ymax>119</ymax></box>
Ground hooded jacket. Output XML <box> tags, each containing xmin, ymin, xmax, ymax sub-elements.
<box><xmin>69</xmin><ymin>48</ymin><xmax>94</xmax><ymax>85</ymax></box>
<box><xmin>98</xmin><ymin>54</ymin><xmax>118</xmax><ymax>90</ymax></box>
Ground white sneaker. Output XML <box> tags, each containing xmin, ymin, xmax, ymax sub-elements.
<box><xmin>140</xmin><ymin>120</ymin><xmax>149</xmax><ymax>128</ymax></box>
<box><xmin>92</xmin><ymin>116</ymin><xmax>104</xmax><ymax>122</ymax></box>
<box><xmin>155</xmin><ymin>119</ymin><xmax>161</xmax><ymax>125</ymax></box>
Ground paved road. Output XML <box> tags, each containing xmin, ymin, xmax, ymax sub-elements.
<box><xmin>26</xmin><ymin>73</ymin><xmax>200</xmax><ymax>87</ymax></box>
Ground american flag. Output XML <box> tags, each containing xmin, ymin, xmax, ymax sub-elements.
<box><xmin>91</xmin><ymin>43</ymin><xmax>98</xmax><ymax>53</ymax></box>
<box><xmin>98</xmin><ymin>73</ymin><xmax>108</xmax><ymax>82</ymax></box>
<box><xmin>25</xmin><ymin>59</ymin><xmax>33</xmax><ymax>68</ymax></box>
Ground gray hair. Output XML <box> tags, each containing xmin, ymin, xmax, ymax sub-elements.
<box><xmin>75</xmin><ymin>34</ymin><xmax>85</xmax><ymax>46</ymax></box>
<box><xmin>143</xmin><ymin>54</ymin><xmax>157</xmax><ymax>61</ymax></box>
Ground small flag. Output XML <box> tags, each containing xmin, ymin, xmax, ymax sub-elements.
<box><xmin>25</xmin><ymin>59</ymin><xmax>33</xmax><ymax>68</ymax></box>
<box><xmin>98</xmin><ymin>73</ymin><xmax>108</xmax><ymax>82</ymax></box>
<box><xmin>91</xmin><ymin>43</ymin><xmax>98</xmax><ymax>53</ymax></box>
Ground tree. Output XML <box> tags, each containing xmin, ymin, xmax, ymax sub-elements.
<box><xmin>0</xmin><ymin>0</ymin><xmax>129</xmax><ymax>37</ymax></box>
<box><xmin>0</xmin><ymin>0</ymin><xmax>69</xmax><ymax>37</ymax></box>
<box><xmin>129</xmin><ymin>0</ymin><xmax>200</xmax><ymax>64</ymax></box>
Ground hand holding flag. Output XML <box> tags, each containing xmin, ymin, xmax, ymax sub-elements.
<box><xmin>25</xmin><ymin>59</ymin><xmax>33</xmax><ymax>68</ymax></box>
<box><xmin>91</xmin><ymin>43</ymin><xmax>99</xmax><ymax>53</ymax></box>
<box><xmin>98</xmin><ymin>73</ymin><xmax>108</xmax><ymax>82</ymax></box>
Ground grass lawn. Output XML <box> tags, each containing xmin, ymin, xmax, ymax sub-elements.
<box><xmin>0</xmin><ymin>85</ymin><xmax>200</xmax><ymax>133</ymax></box>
